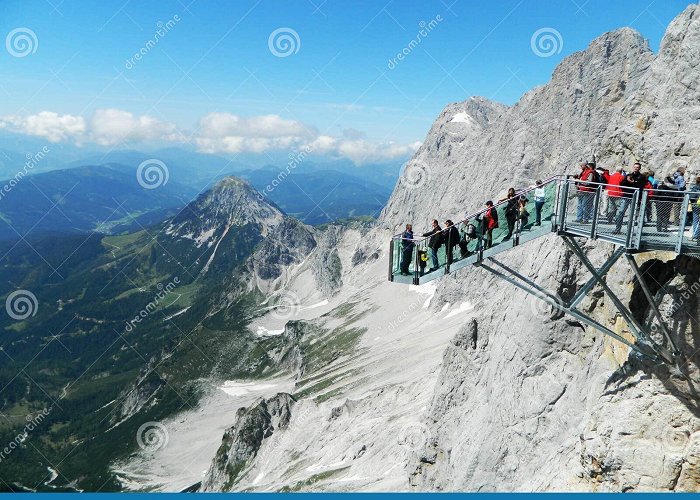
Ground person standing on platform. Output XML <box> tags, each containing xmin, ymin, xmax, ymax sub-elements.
<box><xmin>533</xmin><ymin>180</ymin><xmax>546</xmax><ymax>226</ymax></box>
<box><xmin>421</xmin><ymin>220</ymin><xmax>443</xmax><ymax>272</ymax></box>
<box><xmin>399</xmin><ymin>224</ymin><xmax>414</xmax><ymax>276</ymax></box>
<box><xmin>614</xmin><ymin>162</ymin><xmax>647</xmax><ymax>234</ymax></box>
<box><xmin>482</xmin><ymin>201</ymin><xmax>498</xmax><ymax>249</ymax></box>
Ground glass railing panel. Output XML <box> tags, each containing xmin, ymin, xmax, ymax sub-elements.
<box><xmin>686</xmin><ymin>194</ymin><xmax>700</xmax><ymax>252</ymax></box>
<box><xmin>388</xmin><ymin>175</ymin><xmax>565</xmax><ymax>284</ymax></box>
<box><xmin>561</xmin><ymin>178</ymin><xmax>596</xmax><ymax>234</ymax></box>
<box><xmin>390</xmin><ymin>232</ymin><xmax>419</xmax><ymax>282</ymax></box>
<box><xmin>594</xmin><ymin>184</ymin><xmax>637</xmax><ymax>243</ymax></box>
<box><xmin>513</xmin><ymin>180</ymin><xmax>558</xmax><ymax>243</ymax></box>
<box><xmin>639</xmin><ymin>189</ymin><xmax>686</xmax><ymax>249</ymax></box>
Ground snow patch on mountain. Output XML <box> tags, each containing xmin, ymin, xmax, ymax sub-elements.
<box><xmin>449</xmin><ymin>112</ymin><xmax>476</xmax><ymax>124</ymax></box>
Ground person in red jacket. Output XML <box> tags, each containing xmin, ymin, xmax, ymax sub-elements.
<box><xmin>575</xmin><ymin>163</ymin><xmax>596</xmax><ymax>222</ymax></box>
<box><xmin>606</xmin><ymin>166</ymin><xmax>625</xmax><ymax>223</ymax></box>
<box><xmin>481</xmin><ymin>200</ymin><xmax>498</xmax><ymax>249</ymax></box>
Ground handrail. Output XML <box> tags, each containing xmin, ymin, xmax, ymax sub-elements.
<box><xmin>393</xmin><ymin>174</ymin><xmax>564</xmax><ymax>244</ymax></box>
<box><xmin>563</xmin><ymin>176</ymin><xmax>643</xmax><ymax>195</ymax></box>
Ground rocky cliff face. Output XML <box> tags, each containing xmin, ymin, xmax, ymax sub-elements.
<box><xmin>200</xmin><ymin>393</ymin><xmax>296</xmax><ymax>491</ymax></box>
<box><xmin>390</xmin><ymin>4</ymin><xmax>700</xmax><ymax>491</ymax></box>
<box><xmin>196</xmin><ymin>4</ymin><xmax>700</xmax><ymax>492</ymax></box>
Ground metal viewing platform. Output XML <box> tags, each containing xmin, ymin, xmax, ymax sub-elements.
<box><xmin>388</xmin><ymin>176</ymin><xmax>700</xmax><ymax>365</ymax></box>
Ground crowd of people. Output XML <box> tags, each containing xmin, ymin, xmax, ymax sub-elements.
<box><xmin>573</xmin><ymin>161</ymin><xmax>700</xmax><ymax>237</ymax></box>
<box><xmin>396</xmin><ymin>180</ymin><xmax>547</xmax><ymax>276</ymax></box>
<box><xmin>396</xmin><ymin>160</ymin><xmax>700</xmax><ymax>278</ymax></box>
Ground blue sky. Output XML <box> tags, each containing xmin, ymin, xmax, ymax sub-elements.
<box><xmin>0</xmin><ymin>0</ymin><xmax>693</xmax><ymax>163</ymax></box>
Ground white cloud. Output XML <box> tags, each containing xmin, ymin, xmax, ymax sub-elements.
<box><xmin>0</xmin><ymin>109</ymin><xmax>177</xmax><ymax>146</ymax></box>
<box><xmin>198</xmin><ymin>112</ymin><xmax>315</xmax><ymax>139</ymax></box>
<box><xmin>0</xmin><ymin>111</ymin><xmax>86</xmax><ymax>143</ymax></box>
<box><xmin>89</xmin><ymin>108</ymin><xmax>178</xmax><ymax>146</ymax></box>
<box><xmin>306</xmin><ymin>136</ymin><xmax>421</xmax><ymax>164</ymax></box>
<box><xmin>194</xmin><ymin>112</ymin><xmax>316</xmax><ymax>154</ymax></box>
<box><xmin>0</xmin><ymin>108</ymin><xmax>421</xmax><ymax>164</ymax></box>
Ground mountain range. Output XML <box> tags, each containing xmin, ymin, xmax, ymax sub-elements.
<box><xmin>3</xmin><ymin>3</ymin><xmax>700</xmax><ymax>493</ymax></box>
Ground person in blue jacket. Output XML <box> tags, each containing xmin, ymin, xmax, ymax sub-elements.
<box><xmin>399</xmin><ymin>224</ymin><xmax>414</xmax><ymax>275</ymax></box>
<box><xmin>690</xmin><ymin>177</ymin><xmax>700</xmax><ymax>241</ymax></box>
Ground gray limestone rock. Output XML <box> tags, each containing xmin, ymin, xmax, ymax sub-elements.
<box><xmin>200</xmin><ymin>393</ymin><xmax>296</xmax><ymax>491</ymax></box>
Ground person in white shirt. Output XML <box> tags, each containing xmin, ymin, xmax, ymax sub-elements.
<box><xmin>533</xmin><ymin>179</ymin><xmax>546</xmax><ymax>226</ymax></box>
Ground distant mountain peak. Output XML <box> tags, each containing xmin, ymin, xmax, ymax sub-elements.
<box><xmin>165</xmin><ymin>175</ymin><xmax>283</xmax><ymax>244</ymax></box>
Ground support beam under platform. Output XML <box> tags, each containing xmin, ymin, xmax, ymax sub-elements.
<box><xmin>562</xmin><ymin>236</ymin><xmax>675</xmax><ymax>364</ymax></box>
<box><xmin>625</xmin><ymin>253</ymin><xmax>680</xmax><ymax>358</ymax></box>
<box><xmin>476</xmin><ymin>246</ymin><xmax>675</xmax><ymax>365</ymax></box>
<box><xmin>476</xmin><ymin>258</ymin><xmax>657</xmax><ymax>362</ymax></box>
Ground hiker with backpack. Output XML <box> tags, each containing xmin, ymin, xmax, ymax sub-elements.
<box><xmin>421</xmin><ymin>219</ymin><xmax>443</xmax><ymax>272</ymax></box>
<box><xmin>517</xmin><ymin>195</ymin><xmax>530</xmax><ymax>231</ymax></box>
<box><xmin>482</xmin><ymin>201</ymin><xmax>498</xmax><ymax>249</ymax></box>
<box><xmin>670</xmin><ymin>167</ymin><xmax>687</xmax><ymax>224</ymax></box>
<box><xmin>459</xmin><ymin>219</ymin><xmax>478</xmax><ymax>257</ymax></box>
<box><xmin>443</xmin><ymin>219</ymin><xmax>460</xmax><ymax>265</ymax></box>
<box><xmin>399</xmin><ymin>224</ymin><xmax>414</xmax><ymax>276</ymax></box>
<box><xmin>655</xmin><ymin>173</ymin><xmax>679</xmax><ymax>232</ymax></box>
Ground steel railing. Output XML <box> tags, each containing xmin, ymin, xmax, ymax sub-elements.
<box><xmin>390</xmin><ymin>174</ymin><xmax>700</xmax><ymax>284</ymax></box>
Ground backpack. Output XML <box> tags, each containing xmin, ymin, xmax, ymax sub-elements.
<box><xmin>418</xmin><ymin>250</ymin><xmax>428</xmax><ymax>267</ymax></box>
<box><xmin>589</xmin><ymin>169</ymin><xmax>603</xmax><ymax>184</ymax></box>
<box><xmin>464</xmin><ymin>223</ymin><xmax>477</xmax><ymax>240</ymax></box>
<box><xmin>449</xmin><ymin>226</ymin><xmax>460</xmax><ymax>247</ymax></box>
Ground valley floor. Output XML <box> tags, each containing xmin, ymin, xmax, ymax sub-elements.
<box><xmin>113</xmin><ymin>252</ymin><xmax>479</xmax><ymax>491</ymax></box>
<box><xmin>111</xmin><ymin>377</ymin><xmax>294</xmax><ymax>492</ymax></box>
